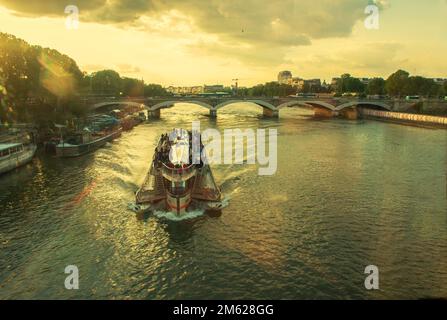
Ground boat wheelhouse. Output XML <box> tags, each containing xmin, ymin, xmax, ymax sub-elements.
<box><xmin>136</xmin><ymin>129</ymin><xmax>223</xmax><ymax>216</ymax></box>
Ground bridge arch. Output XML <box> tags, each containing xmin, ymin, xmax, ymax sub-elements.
<box><xmin>336</xmin><ymin>101</ymin><xmax>392</xmax><ymax>111</ymax></box>
<box><xmin>214</xmin><ymin>99</ymin><xmax>276</xmax><ymax>111</ymax></box>
<box><xmin>149</xmin><ymin>100</ymin><xmax>213</xmax><ymax>111</ymax></box>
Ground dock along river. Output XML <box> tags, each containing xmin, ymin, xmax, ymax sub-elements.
<box><xmin>0</xmin><ymin>103</ymin><xmax>446</xmax><ymax>299</ymax></box>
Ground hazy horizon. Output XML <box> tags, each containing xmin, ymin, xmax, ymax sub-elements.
<box><xmin>1</xmin><ymin>0</ymin><xmax>446</xmax><ymax>87</ymax></box>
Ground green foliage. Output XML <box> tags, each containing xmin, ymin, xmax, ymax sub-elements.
<box><xmin>384</xmin><ymin>70</ymin><xmax>442</xmax><ymax>97</ymax></box>
<box><xmin>300</xmin><ymin>82</ymin><xmax>325</xmax><ymax>94</ymax></box>
<box><xmin>0</xmin><ymin>32</ymin><xmax>84</xmax><ymax>124</ymax></box>
<box><xmin>90</xmin><ymin>70</ymin><xmax>122</xmax><ymax>96</ymax></box>
<box><xmin>336</xmin><ymin>74</ymin><xmax>366</xmax><ymax>94</ymax></box>
<box><xmin>0</xmin><ymin>31</ymin><xmax>171</xmax><ymax>125</ymax></box>
<box><xmin>385</xmin><ymin>70</ymin><xmax>409</xmax><ymax>97</ymax></box>
<box><xmin>121</xmin><ymin>77</ymin><xmax>144</xmax><ymax>97</ymax></box>
<box><xmin>246</xmin><ymin>82</ymin><xmax>296</xmax><ymax>97</ymax></box>
<box><xmin>366</xmin><ymin>78</ymin><xmax>385</xmax><ymax>95</ymax></box>
<box><xmin>405</xmin><ymin>76</ymin><xmax>433</xmax><ymax>96</ymax></box>
<box><xmin>143</xmin><ymin>84</ymin><xmax>170</xmax><ymax>97</ymax></box>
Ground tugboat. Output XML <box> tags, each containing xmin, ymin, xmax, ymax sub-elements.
<box><xmin>135</xmin><ymin>129</ymin><xmax>223</xmax><ymax>216</ymax></box>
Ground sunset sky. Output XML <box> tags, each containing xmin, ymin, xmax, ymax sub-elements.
<box><xmin>0</xmin><ymin>0</ymin><xmax>446</xmax><ymax>87</ymax></box>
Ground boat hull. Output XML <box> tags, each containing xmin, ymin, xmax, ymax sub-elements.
<box><xmin>0</xmin><ymin>145</ymin><xmax>37</xmax><ymax>175</ymax></box>
<box><xmin>166</xmin><ymin>192</ymin><xmax>192</xmax><ymax>215</ymax></box>
<box><xmin>56</xmin><ymin>128</ymin><xmax>122</xmax><ymax>157</ymax></box>
<box><xmin>135</xmin><ymin>130</ymin><xmax>223</xmax><ymax>218</ymax></box>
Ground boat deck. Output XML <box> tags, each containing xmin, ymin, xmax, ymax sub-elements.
<box><xmin>136</xmin><ymin>131</ymin><xmax>222</xmax><ymax>206</ymax></box>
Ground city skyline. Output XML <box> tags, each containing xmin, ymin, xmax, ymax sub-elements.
<box><xmin>0</xmin><ymin>1</ymin><xmax>446</xmax><ymax>87</ymax></box>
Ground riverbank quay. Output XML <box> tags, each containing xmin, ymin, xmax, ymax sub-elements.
<box><xmin>360</xmin><ymin>109</ymin><xmax>447</xmax><ymax>129</ymax></box>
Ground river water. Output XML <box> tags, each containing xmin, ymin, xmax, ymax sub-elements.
<box><xmin>0</xmin><ymin>103</ymin><xmax>446</xmax><ymax>299</ymax></box>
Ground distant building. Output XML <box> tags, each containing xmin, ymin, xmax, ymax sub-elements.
<box><xmin>204</xmin><ymin>85</ymin><xmax>225</xmax><ymax>93</ymax></box>
<box><xmin>278</xmin><ymin>71</ymin><xmax>293</xmax><ymax>85</ymax></box>
<box><xmin>291</xmin><ymin>77</ymin><xmax>304</xmax><ymax>89</ymax></box>
<box><xmin>291</xmin><ymin>78</ymin><xmax>321</xmax><ymax>91</ymax></box>
<box><xmin>166</xmin><ymin>86</ymin><xmax>204</xmax><ymax>95</ymax></box>
<box><xmin>166</xmin><ymin>86</ymin><xmax>176</xmax><ymax>94</ymax></box>
<box><xmin>305</xmin><ymin>79</ymin><xmax>321</xmax><ymax>88</ymax></box>
<box><xmin>190</xmin><ymin>86</ymin><xmax>204</xmax><ymax>94</ymax></box>
<box><xmin>277</xmin><ymin>71</ymin><xmax>321</xmax><ymax>90</ymax></box>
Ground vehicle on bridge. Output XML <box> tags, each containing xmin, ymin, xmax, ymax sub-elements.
<box><xmin>135</xmin><ymin>129</ymin><xmax>223</xmax><ymax>216</ymax></box>
<box><xmin>367</xmin><ymin>95</ymin><xmax>390</xmax><ymax>100</ymax></box>
<box><xmin>295</xmin><ymin>93</ymin><xmax>318</xmax><ymax>98</ymax></box>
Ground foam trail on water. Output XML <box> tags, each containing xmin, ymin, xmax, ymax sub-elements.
<box><xmin>221</xmin><ymin>196</ymin><xmax>230</xmax><ymax>208</ymax></box>
<box><xmin>153</xmin><ymin>209</ymin><xmax>205</xmax><ymax>222</ymax></box>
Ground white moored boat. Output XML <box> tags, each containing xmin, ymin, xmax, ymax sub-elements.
<box><xmin>0</xmin><ymin>142</ymin><xmax>37</xmax><ymax>175</ymax></box>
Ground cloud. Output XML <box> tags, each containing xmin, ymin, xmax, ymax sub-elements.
<box><xmin>188</xmin><ymin>39</ymin><xmax>298</xmax><ymax>67</ymax></box>
<box><xmin>0</xmin><ymin>0</ymin><xmax>378</xmax><ymax>44</ymax></box>
<box><xmin>116</xmin><ymin>63</ymin><xmax>141</xmax><ymax>74</ymax></box>
<box><xmin>0</xmin><ymin>0</ymin><xmax>388</xmax><ymax>66</ymax></box>
<box><xmin>283</xmin><ymin>41</ymin><xmax>408</xmax><ymax>80</ymax></box>
<box><xmin>0</xmin><ymin>0</ymin><xmax>106</xmax><ymax>16</ymax></box>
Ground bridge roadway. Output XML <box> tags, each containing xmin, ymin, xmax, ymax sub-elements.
<box><xmin>87</xmin><ymin>96</ymin><xmax>447</xmax><ymax>119</ymax></box>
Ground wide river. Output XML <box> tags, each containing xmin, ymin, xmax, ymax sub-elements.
<box><xmin>0</xmin><ymin>103</ymin><xmax>446</xmax><ymax>299</ymax></box>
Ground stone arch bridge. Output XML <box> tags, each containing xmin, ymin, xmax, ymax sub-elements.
<box><xmin>89</xmin><ymin>96</ymin><xmax>443</xmax><ymax>119</ymax></box>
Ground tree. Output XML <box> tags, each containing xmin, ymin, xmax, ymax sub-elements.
<box><xmin>91</xmin><ymin>70</ymin><xmax>121</xmax><ymax>96</ymax></box>
<box><xmin>366</xmin><ymin>78</ymin><xmax>385</xmax><ymax>95</ymax></box>
<box><xmin>0</xmin><ymin>32</ymin><xmax>32</xmax><ymax>122</ymax></box>
<box><xmin>430</xmin><ymin>84</ymin><xmax>444</xmax><ymax>98</ymax></box>
<box><xmin>237</xmin><ymin>87</ymin><xmax>249</xmax><ymax>97</ymax></box>
<box><xmin>402</xmin><ymin>76</ymin><xmax>439</xmax><ymax>97</ymax></box>
<box><xmin>336</xmin><ymin>74</ymin><xmax>365</xmax><ymax>94</ymax></box>
<box><xmin>385</xmin><ymin>70</ymin><xmax>409</xmax><ymax>97</ymax></box>
<box><xmin>247</xmin><ymin>82</ymin><xmax>295</xmax><ymax>97</ymax></box>
<box><xmin>144</xmin><ymin>84</ymin><xmax>169</xmax><ymax>97</ymax></box>
<box><xmin>0</xmin><ymin>32</ymin><xmax>84</xmax><ymax>124</ymax></box>
<box><xmin>301</xmin><ymin>82</ymin><xmax>324</xmax><ymax>94</ymax></box>
<box><xmin>121</xmin><ymin>77</ymin><xmax>144</xmax><ymax>97</ymax></box>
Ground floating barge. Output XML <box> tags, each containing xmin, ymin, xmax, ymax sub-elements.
<box><xmin>55</xmin><ymin>127</ymin><xmax>122</xmax><ymax>157</ymax></box>
<box><xmin>50</xmin><ymin>115</ymin><xmax>122</xmax><ymax>157</ymax></box>
<box><xmin>136</xmin><ymin>129</ymin><xmax>223</xmax><ymax>216</ymax></box>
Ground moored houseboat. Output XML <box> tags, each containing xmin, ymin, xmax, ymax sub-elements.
<box><xmin>0</xmin><ymin>142</ymin><xmax>37</xmax><ymax>175</ymax></box>
<box><xmin>55</xmin><ymin>115</ymin><xmax>122</xmax><ymax>157</ymax></box>
<box><xmin>55</xmin><ymin>127</ymin><xmax>122</xmax><ymax>157</ymax></box>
